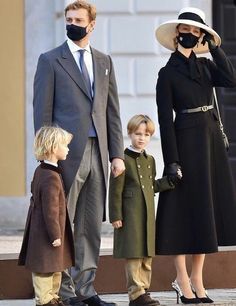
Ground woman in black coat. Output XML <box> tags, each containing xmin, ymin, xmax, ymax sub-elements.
<box><xmin>155</xmin><ymin>7</ymin><xmax>236</xmax><ymax>304</ymax></box>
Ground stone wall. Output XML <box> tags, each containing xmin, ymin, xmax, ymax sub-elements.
<box><xmin>0</xmin><ymin>0</ymin><xmax>211</xmax><ymax>228</ymax></box>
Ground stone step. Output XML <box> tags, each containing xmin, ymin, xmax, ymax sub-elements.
<box><xmin>1</xmin><ymin>230</ymin><xmax>236</xmax><ymax>303</ymax></box>
<box><xmin>1</xmin><ymin>289</ymin><xmax>236</xmax><ymax>306</ymax></box>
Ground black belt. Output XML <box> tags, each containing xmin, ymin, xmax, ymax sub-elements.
<box><xmin>179</xmin><ymin>105</ymin><xmax>214</xmax><ymax>114</ymax></box>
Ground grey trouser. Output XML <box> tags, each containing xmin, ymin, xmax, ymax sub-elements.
<box><xmin>60</xmin><ymin>138</ymin><xmax>106</xmax><ymax>301</ymax></box>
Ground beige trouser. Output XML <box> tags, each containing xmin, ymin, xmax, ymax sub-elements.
<box><xmin>125</xmin><ymin>257</ymin><xmax>152</xmax><ymax>301</ymax></box>
<box><xmin>32</xmin><ymin>272</ymin><xmax>61</xmax><ymax>305</ymax></box>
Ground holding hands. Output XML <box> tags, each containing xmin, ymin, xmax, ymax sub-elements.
<box><xmin>52</xmin><ymin>238</ymin><xmax>61</xmax><ymax>247</ymax></box>
<box><xmin>112</xmin><ymin>220</ymin><xmax>123</xmax><ymax>229</ymax></box>
<box><xmin>165</xmin><ymin>162</ymin><xmax>182</xmax><ymax>186</ymax></box>
<box><xmin>111</xmin><ymin>158</ymin><xmax>125</xmax><ymax>178</ymax></box>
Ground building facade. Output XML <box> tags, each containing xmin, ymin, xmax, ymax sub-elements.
<box><xmin>0</xmin><ymin>0</ymin><xmax>211</xmax><ymax>228</ymax></box>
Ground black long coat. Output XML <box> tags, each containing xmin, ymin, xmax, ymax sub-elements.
<box><xmin>156</xmin><ymin>47</ymin><xmax>236</xmax><ymax>255</ymax></box>
<box><xmin>18</xmin><ymin>163</ymin><xmax>74</xmax><ymax>273</ymax></box>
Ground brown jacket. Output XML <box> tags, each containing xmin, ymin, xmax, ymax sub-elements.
<box><xmin>18</xmin><ymin>163</ymin><xmax>74</xmax><ymax>273</ymax></box>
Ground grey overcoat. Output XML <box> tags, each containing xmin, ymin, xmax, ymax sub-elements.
<box><xmin>33</xmin><ymin>42</ymin><xmax>124</xmax><ymax>220</ymax></box>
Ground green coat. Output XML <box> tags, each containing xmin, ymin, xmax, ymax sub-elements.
<box><xmin>109</xmin><ymin>148</ymin><xmax>174</xmax><ymax>258</ymax></box>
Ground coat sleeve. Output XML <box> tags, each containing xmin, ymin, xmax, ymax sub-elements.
<box><xmin>108</xmin><ymin>171</ymin><xmax>125</xmax><ymax>223</ymax></box>
<box><xmin>154</xmin><ymin>176</ymin><xmax>175</xmax><ymax>193</ymax></box>
<box><xmin>206</xmin><ymin>47</ymin><xmax>236</xmax><ymax>87</ymax></box>
<box><xmin>33</xmin><ymin>54</ymin><xmax>55</xmax><ymax>133</ymax></box>
<box><xmin>152</xmin><ymin>157</ymin><xmax>174</xmax><ymax>192</ymax></box>
<box><xmin>106</xmin><ymin>56</ymin><xmax>124</xmax><ymax>161</ymax></box>
<box><xmin>41</xmin><ymin>175</ymin><xmax>61</xmax><ymax>242</ymax></box>
<box><xmin>156</xmin><ymin>68</ymin><xmax>179</xmax><ymax>165</ymax></box>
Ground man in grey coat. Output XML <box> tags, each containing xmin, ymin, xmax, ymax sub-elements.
<box><xmin>33</xmin><ymin>1</ymin><xmax>125</xmax><ymax>306</ymax></box>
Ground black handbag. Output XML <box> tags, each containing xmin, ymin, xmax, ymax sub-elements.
<box><xmin>213</xmin><ymin>88</ymin><xmax>229</xmax><ymax>151</ymax></box>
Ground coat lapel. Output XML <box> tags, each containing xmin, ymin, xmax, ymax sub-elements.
<box><xmin>169</xmin><ymin>51</ymin><xmax>201</xmax><ymax>84</ymax></box>
<box><xmin>91</xmin><ymin>48</ymin><xmax>107</xmax><ymax>109</ymax></box>
<box><xmin>169</xmin><ymin>51</ymin><xmax>190</xmax><ymax>79</ymax></box>
<box><xmin>57</xmin><ymin>42</ymin><xmax>92</xmax><ymax>101</ymax></box>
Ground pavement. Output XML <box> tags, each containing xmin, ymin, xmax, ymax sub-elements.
<box><xmin>1</xmin><ymin>225</ymin><xmax>236</xmax><ymax>305</ymax></box>
<box><xmin>1</xmin><ymin>289</ymin><xmax>236</xmax><ymax>306</ymax></box>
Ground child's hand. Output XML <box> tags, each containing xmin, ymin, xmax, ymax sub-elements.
<box><xmin>112</xmin><ymin>220</ymin><xmax>122</xmax><ymax>229</ymax></box>
<box><xmin>52</xmin><ymin>238</ymin><xmax>61</xmax><ymax>247</ymax></box>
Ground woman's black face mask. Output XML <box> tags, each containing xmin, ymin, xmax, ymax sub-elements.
<box><xmin>177</xmin><ymin>32</ymin><xmax>199</xmax><ymax>49</ymax></box>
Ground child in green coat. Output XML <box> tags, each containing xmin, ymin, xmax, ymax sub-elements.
<box><xmin>109</xmin><ymin>115</ymin><xmax>181</xmax><ymax>306</ymax></box>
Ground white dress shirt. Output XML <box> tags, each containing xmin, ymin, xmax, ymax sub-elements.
<box><xmin>44</xmin><ymin>160</ymin><xmax>58</xmax><ymax>167</ymax></box>
<box><xmin>67</xmin><ymin>38</ymin><xmax>94</xmax><ymax>95</ymax></box>
<box><xmin>128</xmin><ymin>145</ymin><xmax>145</xmax><ymax>153</ymax></box>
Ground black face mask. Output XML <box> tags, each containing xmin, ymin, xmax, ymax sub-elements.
<box><xmin>66</xmin><ymin>24</ymin><xmax>88</xmax><ymax>41</ymax></box>
<box><xmin>177</xmin><ymin>32</ymin><xmax>199</xmax><ymax>49</ymax></box>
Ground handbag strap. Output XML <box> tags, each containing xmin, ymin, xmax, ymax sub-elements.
<box><xmin>213</xmin><ymin>88</ymin><xmax>224</xmax><ymax>131</ymax></box>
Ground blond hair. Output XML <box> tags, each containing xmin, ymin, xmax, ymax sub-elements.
<box><xmin>127</xmin><ymin>115</ymin><xmax>155</xmax><ymax>135</ymax></box>
<box><xmin>34</xmin><ymin>126</ymin><xmax>73</xmax><ymax>161</ymax></box>
<box><xmin>65</xmin><ymin>0</ymin><xmax>96</xmax><ymax>21</ymax></box>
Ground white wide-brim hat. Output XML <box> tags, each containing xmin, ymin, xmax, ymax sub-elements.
<box><xmin>155</xmin><ymin>7</ymin><xmax>221</xmax><ymax>54</ymax></box>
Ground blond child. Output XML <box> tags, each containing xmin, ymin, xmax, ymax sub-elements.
<box><xmin>19</xmin><ymin>126</ymin><xmax>75</xmax><ymax>306</ymax></box>
<box><xmin>109</xmin><ymin>115</ymin><xmax>180</xmax><ymax>306</ymax></box>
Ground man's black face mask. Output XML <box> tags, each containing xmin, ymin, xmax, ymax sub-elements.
<box><xmin>66</xmin><ymin>24</ymin><xmax>88</xmax><ymax>41</ymax></box>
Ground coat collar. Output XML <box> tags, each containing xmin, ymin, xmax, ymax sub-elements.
<box><xmin>40</xmin><ymin>162</ymin><xmax>62</xmax><ymax>174</ymax></box>
<box><xmin>124</xmin><ymin>148</ymin><xmax>148</xmax><ymax>159</ymax></box>
<box><xmin>90</xmin><ymin>48</ymin><xmax>108</xmax><ymax>106</ymax></box>
<box><xmin>57</xmin><ymin>42</ymin><xmax>107</xmax><ymax>104</ymax></box>
<box><xmin>58</xmin><ymin>42</ymin><xmax>92</xmax><ymax>101</ymax></box>
<box><xmin>168</xmin><ymin>50</ymin><xmax>197</xmax><ymax>66</ymax></box>
<box><xmin>168</xmin><ymin>50</ymin><xmax>201</xmax><ymax>82</ymax></box>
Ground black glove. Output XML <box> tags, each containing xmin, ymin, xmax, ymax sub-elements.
<box><xmin>201</xmin><ymin>31</ymin><xmax>217</xmax><ymax>50</ymax></box>
<box><xmin>165</xmin><ymin>162</ymin><xmax>182</xmax><ymax>186</ymax></box>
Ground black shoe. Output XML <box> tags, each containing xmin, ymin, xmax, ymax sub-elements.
<box><xmin>190</xmin><ymin>282</ymin><xmax>214</xmax><ymax>303</ymax></box>
<box><xmin>63</xmin><ymin>297</ymin><xmax>86</xmax><ymax>306</ymax></box>
<box><xmin>83</xmin><ymin>295</ymin><xmax>117</xmax><ymax>306</ymax></box>
<box><xmin>196</xmin><ymin>295</ymin><xmax>214</xmax><ymax>304</ymax></box>
<box><xmin>192</xmin><ymin>290</ymin><xmax>214</xmax><ymax>303</ymax></box>
<box><xmin>172</xmin><ymin>280</ymin><xmax>201</xmax><ymax>304</ymax></box>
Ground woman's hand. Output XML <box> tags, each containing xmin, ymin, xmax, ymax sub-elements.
<box><xmin>177</xmin><ymin>168</ymin><xmax>182</xmax><ymax>178</ymax></box>
<box><xmin>52</xmin><ymin>238</ymin><xmax>61</xmax><ymax>247</ymax></box>
<box><xmin>165</xmin><ymin>162</ymin><xmax>182</xmax><ymax>185</ymax></box>
<box><xmin>202</xmin><ymin>32</ymin><xmax>217</xmax><ymax>50</ymax></box>
<box><xmin>112</xmin><ymin>220</ymin><xmax>123</xmax><ymax>229</ymax></box>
